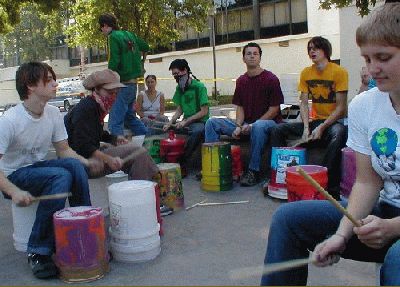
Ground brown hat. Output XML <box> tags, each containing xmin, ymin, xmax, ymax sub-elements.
<box><xmin>83</xmin><ymin>69</ymin><xmax>126</xmax><ymax>90</ymax></box>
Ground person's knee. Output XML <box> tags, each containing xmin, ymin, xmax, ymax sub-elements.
<box><xmin>51</xmin><ymin>168</ymin><xmax>73</xmax><ymax>190</ymax></box>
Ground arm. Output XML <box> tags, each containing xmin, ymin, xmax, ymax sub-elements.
<box><xmin>136</xmin><ymin>92</ymin><xmax>145</xmax><ymax>118</ymax></box>
<box><xmin>163</xmin><ymin>106</ymin><xmax>183</xmax><ymax>131</ymax></box>
<box><xmin>0</xmin><ymin>156</ymin><xmax>33</xmax><ymax>206</ymax></box>
<box><xmin>107</xmin><ymin>33</ymin><xmax>121</xmax><ymax>72</ymax></box>
<box><xmin>311</xmin><ymin>91</ymin><xmax>347</xmax><ymax>140</ymax></box>
<box><xmin>299</xmin><ymin>92</ymin><xmax>310</xmax><ymax>140</ymax></box>
<box><xmin>231</xmin><ymin>106</ymin><xmax>245</xmax><ymax>138</ymax></box>
<box><xmin>312</xmin><ymin>152</ymin><xmax>383</xmax><ymax>266</ymax></box>
<box><xmin>184</xmin><ymin>105</ymin><xmax>209</xmax><ymax>126</ymax></box>
<box><xmin>159</xmin><ymin>93</ymin><xmax>165</xmax><ymax>115</ymax></box>
<box><xmin>259</xmin><ymin>105</ymin><xmax>281</xmax><ymax>121</ymax></box>
<box><xmin>53</xmin><ymin>140</ymin><xmax>89</xmax><ymax>166</ymax></box>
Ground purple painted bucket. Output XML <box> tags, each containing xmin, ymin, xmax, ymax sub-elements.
<box><xmin>54</xmin><ymin>206</ymin><xmax>109</xmax><ymax>283</ymax></box>
<box><xmin>340</xmin><ymin>147</ymin><xmax>356</xmax><ymax>199</ymax></box>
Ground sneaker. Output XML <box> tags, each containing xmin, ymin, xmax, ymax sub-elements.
<box><xmin>160</xmin><ymin>205</ymin><xmax>173</xmax><ymax>217</ymax></box>
<box><xmin>195</xmin><ymin>171</ymin><xmax>202</xmax><ymax>181</ymax></box>
<box><xmin>27</xmin><ymin>253</ymin><xmax>58</xmax><ymax>279</ymax></box>
<box><xmin>240</xmin><ymin>170</ymin><xmax>259</xmax><ymax>186</ymax></box>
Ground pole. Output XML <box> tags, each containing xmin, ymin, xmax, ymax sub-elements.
<box><xmin>212</xmin><ymin>13</ymin><xmax>217</xmax><ymax>101</ymax></box>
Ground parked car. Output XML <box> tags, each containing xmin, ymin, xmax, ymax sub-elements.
<box><xmin>48</xmin><ymin>95</ymin><xmax>82</xmax><ymax>111</ymax></box>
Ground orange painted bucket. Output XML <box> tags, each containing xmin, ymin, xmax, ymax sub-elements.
<box><xmin>286</xmin><ymin>165</ymin><xmax>328</xmax><ymax>202</ymax></box>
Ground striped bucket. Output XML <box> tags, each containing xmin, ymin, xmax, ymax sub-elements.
<box><xmin>201</xmin><ymin>142</ymin><xmax>233</xmax><ymax>192</ymax></box>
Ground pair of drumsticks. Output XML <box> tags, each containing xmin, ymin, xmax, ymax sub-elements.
<box><xmin>230</xmin><ymin>166</ymin><xmax>361</xmax><ymax>280</ymax></box>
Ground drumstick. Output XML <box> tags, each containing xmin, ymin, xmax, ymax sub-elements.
<box><xmin>185</xmin><ymin>199</ymin><xmax>207</xmax><ymax>211</ymax></box>
<box><xmin>197</xmin><ymin>200</ymin><xmax>249</xmax><ymax>207</ymax></box>
<box><xmin>32</xmin><ymin>192</ymin><xmax>72</xmax><ymax>202</ymax></box>
<box><xmin>230</xmin><ymin>257</ymin><xmax>314</xmax><ymax>280</ymax></box>
<box><xmin>296</xmin><ymin>166</ymin><xmax>361</xmax><ymax>227</ymax></box>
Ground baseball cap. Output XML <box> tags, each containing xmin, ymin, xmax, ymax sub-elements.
<box><xmin>83</xmin><ymin>69</ymin><xmax>126</xmax><ymax>90</ymax></box>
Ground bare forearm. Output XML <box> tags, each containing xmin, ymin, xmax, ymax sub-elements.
<box><xmin>0</xmin><ymin>172</ymin><xmax>21</xmax><ymax>198</ymax></box>
<box><xmin>260</xmin><ymin>106</ymin><xmax>280</xmax><ymax>121</ymax></box>
<box><xmin>58</xmin><ymin>148</ymin><xmax>89</xmax><ymax>166</ymax></box>
<box><xmin>186</xmin><ymin>106</ymin><xmax>208</xmax><ymax>125</ymax></box>
<box><xmin>300</xmin><ymin>100</ymin><xmax>309</xmax><ymax>128</ymax></box>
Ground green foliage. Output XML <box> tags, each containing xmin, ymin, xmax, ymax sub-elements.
<box><xmin>0</xmin><ymin>3</ymin><xmax>63</xmax><ymax>64</ymax></box>
<box><xmin>319</xmin><ymin>0</ymin><xmax>377</xmax><ymax>16</ymax></box>
<box><xmin>64</xmin><ymin>0</ymin><xmax>211</xmax><ymax>50</ymax></box>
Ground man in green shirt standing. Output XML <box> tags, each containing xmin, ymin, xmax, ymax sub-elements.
<box><xmin>99</xmin><ymin>13</ymin><xmax>149</xmax><ymax>142</ymax></box>
<box><xmin>163</xmin><ymin>59</ymin><xmax>209</xmax><ymax>170</ymax></box>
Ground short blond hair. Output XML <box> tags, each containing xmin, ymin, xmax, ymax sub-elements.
<box><xmin>356</xmin><ymin>3</ymin><xmax>400</xmax><ymax>48</ymax></box>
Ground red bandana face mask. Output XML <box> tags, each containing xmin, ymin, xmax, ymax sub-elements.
<box><xmin>91</xmin><ymin>92</ymin><xmax>117</xmax><ymax>123</ymax></box>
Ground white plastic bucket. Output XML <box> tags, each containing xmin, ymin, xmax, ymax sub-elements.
<box><xmin>11</xmin><ymin>202</ymin><xmax>39</xmax><ymax>252</ymax></box>
<box><xmin>105</xmin><ymin>171</ymin><xmax>129</xmax><ymax>186</ymax></box>
<box><xmin>108</xmin><ymin>180</ymin><xmax>160</xmax><ymax>262</ymax></box>
<box><xmin>132</xmin><ymin>135</ymin><xmax>145</xmax><ymax>147</ymax></box>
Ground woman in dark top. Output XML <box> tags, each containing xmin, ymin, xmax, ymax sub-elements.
<box><xmin>64</xmin><ymin>69</ymin><xmax>158</xmax><ymax>180</ymax></box>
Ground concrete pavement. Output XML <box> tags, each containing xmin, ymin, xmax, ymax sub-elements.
<box><xmin>0</xmin><ymin>174</ymin><xmax>376</xmax><ymax>285</ymax></box>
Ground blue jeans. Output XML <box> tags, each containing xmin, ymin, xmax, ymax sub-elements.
<box><xmin>7</xmin><ymin>158</ymin><xmax>91</xmax><ymax>256</ymax></box>
<box><xmin>205</xmin><ymin>118</ymin><xmax>277</xmax><ymax>172</ymax></box>
<box><xmin>108</xmin><ymin>83</ymin><xmax>148</xmax><ymax>136</ymax></box>
<box><xmin>260</xmin><ymin>200</ymin><xmax>400</xmax><ymax>286</ymax></box>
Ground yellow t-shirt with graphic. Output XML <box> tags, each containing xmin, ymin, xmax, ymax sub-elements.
<box><xmin>298</xmin><ymin>62</ymin><xmax>348</xmax><ymax>120</ymax></box>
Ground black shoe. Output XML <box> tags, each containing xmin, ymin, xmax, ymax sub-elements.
<box><xmin>160</xmin><ymin>205</ymin><xmax>173</xmax><ymax>217</ymax></box>
<box><xmin>195</xmin><ymin>171</ymin><xmax>202</xmax><ymax>181</ymax></box>
<box><xmin>28</xmin><ymin>253</ymin><xmax>58</xmax><ymax>279</ymax></box>
<box><xmin>240</xmin><ymin>170</ymin><xmax>259</xmax><ymax>186</ymax></box>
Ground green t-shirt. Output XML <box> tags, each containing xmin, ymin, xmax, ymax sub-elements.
<box><xmin>107</xmin><ymin>30</ymin><xmax>149</xmax><ymax>81</ymax></box>
<box><xmin>172</xmin><ymin>79</ymin><xmax>209</xmax><ymax>122</ymax></box>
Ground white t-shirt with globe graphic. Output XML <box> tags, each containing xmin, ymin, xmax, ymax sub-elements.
<box><xmin>347</xmin><ymin>87</ymin><xmax>400</xmax><ymax>208</ymax></box>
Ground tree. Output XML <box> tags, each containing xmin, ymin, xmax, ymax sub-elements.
<box><xmin>64</xmin><ymin>0</ymin><xmax>211</xmax><ymax>49</ymax></box>
<box><xmin>0</xmin><ymin>0</ymin><xmax>61</xmax><ymax>34</ymax></box>
<box><xmin>0</xmin><ymin>3</ymin><xmax>64</xmax><ymax>65</ymax></box>
<box><xmin>319</xmin><ymin>0</ymin><xmax>378</xmax><ymax>16</ymax></box>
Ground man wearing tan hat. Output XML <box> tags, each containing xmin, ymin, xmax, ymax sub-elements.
<box><xmin>65</xmin><ymin>69</ymin><xmax>159</xmax><ymax>180</ymax></box>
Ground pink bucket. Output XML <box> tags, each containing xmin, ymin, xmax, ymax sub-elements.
<box><xmin>340</xmin><ymin>147</ymin><xmax>356</xmax><ymax>199</ymax></box>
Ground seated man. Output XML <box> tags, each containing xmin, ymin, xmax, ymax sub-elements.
<box><xmin>64</xmin><ymin>69</ymin><xmax>159</xmax><ymax>181</ymax></box>
<box><xmin>269</xmin><ymin>36</ymin><xmax>348</xmax><ymax>199</ymax></box>
<box><xmin>0</xmin><ymin>62</ymin><xmax>101</xmax><ymax>279</ymax></box>
<box><xmin>205</xmin><ymin>42</ymin><xmax>284</xmax><ymax>186</ymax></box>
<box><xmin>163</xmin><ymin>59</ymin><xmax>209</xmax><ymax>171</ymax></box>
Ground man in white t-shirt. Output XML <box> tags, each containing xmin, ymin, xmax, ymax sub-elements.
<box><xmin>0</xmin><ymin>62</ymin><xmax>101</xmax><ymax>279</ymax></box>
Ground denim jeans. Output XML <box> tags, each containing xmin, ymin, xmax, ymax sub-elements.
<box><xmin>7</xmin><ymin>158</ymin><xmax>91</xmax><ymax>256</ymax></box>
<box><xmin>205</xmin><ymin>118</ymin><xmax>277</xmax><ymax>172</ymax></box>
<box><xmin>108</xmin><ymin>83</ymin><xmax>148</xmax><ymax>136</ymax></box>
<box><xmin>269</xmin><ymin>120</ymin><xmax>347</xmax><ymax>198</ymax></box>
<box><xmin>175</xmin><ymin>121</ymin><xmax>205</xmax><ymax>160</ymax></box>
<box><xmin>260</xmin><ymin>200</ymin><xmax>400</xmax><ymax>286</ymax></box>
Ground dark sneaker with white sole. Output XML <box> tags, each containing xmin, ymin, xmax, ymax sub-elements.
<box><xmin>160</xmin><ymin>205</ymin><xmax>173</xmax><ymax>217</ymax></box>
<box><xmin>28</xmin><ymin>253</ymin><xmax>58</xmax><ymax>279</ymax></box>
<box><xmin>240</xmin><ymin>169</ymin><xmax>259</xmax><ymax>186</ymax></box>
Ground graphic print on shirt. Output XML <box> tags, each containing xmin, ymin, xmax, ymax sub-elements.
<box><xmin>371</xmin><ymin>127</ymin><xmax>400</xmax><ymax>192</ymax></box>
<box><xmin>306</xmin><ymin>80</ymin><xmax>336</xmax><ymax>104</ymax></box>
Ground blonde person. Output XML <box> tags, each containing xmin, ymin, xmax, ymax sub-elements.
<box><xmin>261</xmin><ymin>3</ymin><xmax>400</xmax><ymax>285</ymax></box>
<box><xmin>136</xmin><ymin>75</ymin><xmax>169</xmax><ymax>135</ymax></box>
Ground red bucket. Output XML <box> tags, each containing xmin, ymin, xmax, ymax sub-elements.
<box><xmin>286</xmin><ymin>165</ymin><xmax>328</xmax><ymax>202</ymax></box>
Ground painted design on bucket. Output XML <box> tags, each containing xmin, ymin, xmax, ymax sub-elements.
<box><xmin>53</xmin><ymin>207</ymin><xmax>109</xmax><ymax>283</ymax></box>
<box><xmin>154</xmin><ymin>163</ymin><xmax>184</xmax><ymax>209</ymax></box>
<box><xmin>201</xmin><ymin>142</ymin><xmax>232</xmax><ymax>192</ymax></box>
